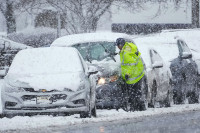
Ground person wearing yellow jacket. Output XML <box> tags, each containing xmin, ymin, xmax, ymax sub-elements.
<box><xmin>116</xmin><ymin>38</ymin><xmax>147</xmax><ymax>111</ymax></box>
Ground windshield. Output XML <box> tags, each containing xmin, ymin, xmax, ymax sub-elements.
<box><xmin>8</xmin><ymin>48</ymin><xmax>83</xmax><ymax>75</ymax></box>
<box><xmin>73</xmin><ymin>42</ymin><xmax>116</xmax><ymax>61</ymax></box>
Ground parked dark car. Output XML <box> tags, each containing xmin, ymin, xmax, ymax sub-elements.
<box><xmin>170</xmin><ymin>39</ymin><xmax>199</xmax><ymax>104</ymax></box>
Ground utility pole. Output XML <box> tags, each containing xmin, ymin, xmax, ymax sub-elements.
<box><xmin>57</xmin><ymin>10</ymin><xmax>61</xmax><ymax>38</ymax></box>
<box><xmin>192</xmin><ymin>0</ymin><xmax>199</xmax><ymax>28</ymax></box>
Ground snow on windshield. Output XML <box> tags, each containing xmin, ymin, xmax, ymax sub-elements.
<box><xmin>8</xmin><ymin>47</ymin><xmax>83</xmax><ymax>75</ymax></box>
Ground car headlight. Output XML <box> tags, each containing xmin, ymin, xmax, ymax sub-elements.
<box><xmin>98</xmin><ymin>75</ymin><xmax>119</xmax><ymax>85</ymax></box>
<box><xmin>5</xmin><ymin>87</ymin><xmax>24</xmax><ymax>93</ymax></box>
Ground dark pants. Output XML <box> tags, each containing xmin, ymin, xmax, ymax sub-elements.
<box><xmin>121</xmin><ymin>76</ymin><xmax>147</xmax><ymax>111</ymax></box>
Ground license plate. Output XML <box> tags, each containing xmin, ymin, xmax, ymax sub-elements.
<box><xmin>37</xmin><ymin>95</ymin><xmax>51</xmax><ymax>104</ymax></box>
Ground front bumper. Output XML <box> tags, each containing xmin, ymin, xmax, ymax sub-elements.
<box><xmin>96</xmin><ymin>82</ymin><xmax>122</xmax><ymax>109</ymax></box>
<box><xmin>2</xmin><ymin>89</ymin><xmax>89</xmax><ymax>115</ymax></box>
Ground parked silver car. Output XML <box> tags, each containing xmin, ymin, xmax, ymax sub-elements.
<box><xmin>0</xmin><ymin>47</ymin><xmax>97</xmax><ymax>118</ymax></box>
<box><xmin>140</xmin><ymin>47</ymin><xmax>173</xmax><ymax>107</ymax></box>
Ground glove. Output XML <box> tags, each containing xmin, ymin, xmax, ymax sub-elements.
<box><xmin>125</xmin><ymin>74</ymin><xmax>129</xmax><ymax>80</ymax></box>
<box><xmin>135</xmin><ymin>51</ymin><xmax>139</xmax><ymax>56</ymax></box>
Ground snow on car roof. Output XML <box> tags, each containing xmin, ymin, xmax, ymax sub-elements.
<box><xmin>0</xmin><ymin>37</ymin><xmax>31</xmax><ymax>50</ymax></box>
<box><xmin>135</xmin><ymin>34</ymin><xmax>179</xmax><ymax>67</ymax></box>
<box><xmin>8</xmin><ymin>47</ymin><xmax>83</xmax><ymax>75</ymax></box>
<box><xmin>51</xmin><ymin>32</ymin><xmax>132</xmax><ymax>47</ymax></box>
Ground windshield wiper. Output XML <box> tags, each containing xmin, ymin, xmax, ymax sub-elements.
<box><xmin>100</xmin><ymin>44</ymin><xmax>117</xmax><ymax>62</ymax></box>
<box><xmin>86</xmin><ymin>54</ymin><xmax>92</xmax><ymax>63</ymax></box>
<box><xmin>190</xmin><ymin>48</ymin><xmax>199</xmax><ymax>53</ymax></box>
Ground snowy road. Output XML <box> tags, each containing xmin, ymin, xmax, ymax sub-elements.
<box><xmin>1</xmin><ymin>104</ymin><xmax>200</xmax><ymax>132</ymax></box>
<box><xmin>21</xmin><ymin>109</ymin><xmax>200</xmax><ymax>133</ymax></box>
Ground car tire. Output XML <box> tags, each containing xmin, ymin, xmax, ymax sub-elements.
<box><xmin>164</xmin><ymin>91</ymin><xmax>174</xmax><ymax>107</ymax></box>
<box><xmin>150</xmin><ymin>81</ymin><xmax>159</xmax><ymax>108</ymax></box>
<box><xmin>80</xmin><ymin>88</ymin><xmax>97</xmax><ymax>118</ymax></box>
<box><xmin>0</xmin><ymin>114</ymin><xmax>4</xmax><ymax>118</ymax></box>
<box><xmin>188</xmin><ymin>91</ymin><xmax>198</xmax><ymax>104</ymax></box>
<box><xmin>80</xmin><ymin>104</ymin><xmax>96</xmax><ymax>118</ymax></box>
<box><xmin>173</xmin><ymin>91</ymin><xmax>185</xmax><ymax>104</ymax></box>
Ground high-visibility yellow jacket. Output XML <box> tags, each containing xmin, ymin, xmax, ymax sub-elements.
<box><xmin>120</xmin><ymin>42</ymin><xmax>145</xmax><ymax>84</ymax></box>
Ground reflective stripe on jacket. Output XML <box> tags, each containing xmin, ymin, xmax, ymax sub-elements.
<box><xmin>120</xmin><ymin>42</ymin><xmax>145</xmax><ymax>84</ymax></box>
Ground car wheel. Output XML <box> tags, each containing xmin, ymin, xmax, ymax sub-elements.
<box><xmin>80</xmin><ymin>104</ymin><xmax>96</xmax><ymax>118</ymax></box>
<box><xmin>164</xmin><ymin>91</ymin><xmax>174</xmax><ymax>107</ymax></box>
<box><xmin>188</xmin><ymin>91</ymin><xmax>198</xmax><ymax>104</ymax></box>
<box><xmin>80</xmin><ymin>89</ymin><xmax>97</xmax><ymax>118</ymax></box>
<box><xmin>0</xmin><ymin>114</ymin><xmax>4</xmax><ymax>118</ymax></box>
<box><xmin>91</xmin><ymin>104</ymin><xmax>97</xmax><ymax>117</ymax></box>
<box><xmin>173</xmin><ymin>91</ymin><xmax>185</xmax><ymax>104</ymax></box>
<box><xmin>150</xmin><ymin>81</ymin><xmax>160</xmax><ymax>108</ymax></box>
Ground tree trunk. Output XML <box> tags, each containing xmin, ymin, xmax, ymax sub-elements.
<box><xmin>192</xmin><ymin>0</ymin><xmax>199</xmax><ymax>28</ymax></box>
<box><xmin>5</xmin><ymin>0</ymin><xmax>16</xmax><ymax>34</ymax></box>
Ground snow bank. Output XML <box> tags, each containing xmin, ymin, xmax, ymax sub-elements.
<box><xmin>1</xmin><ymin>104</ymin><xmax>200</xmax><ymax>131</ymax></box>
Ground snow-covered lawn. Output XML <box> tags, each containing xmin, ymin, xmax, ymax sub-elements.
<box><xmin>0</xmin><ymin>102</ymin><xmax>200</xmax><ymax>131</ymax></box>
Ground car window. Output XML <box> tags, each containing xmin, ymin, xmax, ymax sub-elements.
<box><xmin>177</xmin><ymin>40</ymin><xmax>191</xmax><ymax>54</ymax></box>
<box><xmin>73</xmin><ymin>42</ymin><xmax>116</xmax><ymax>61</ymax></box>
<box><xmin>150</xmin><ymin>49</ymin><xmax>162</xmax><ymax>64</ymax></box>
<box><xmin>73</xmin><ymin>43</ymin><xmax>89</xmax><ymax>61</ymax></box>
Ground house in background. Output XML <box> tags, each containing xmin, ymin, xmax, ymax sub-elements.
<box><xmin>110</xmin><ymin>1</ymin><xmax>192</xmax><ymax>34</ymax></box>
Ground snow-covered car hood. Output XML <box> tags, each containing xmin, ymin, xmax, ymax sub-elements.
<box><xmin>5</xmin><ymin>72</ymin><xmax>85</xmax><ymax>92</ymax></box>
<box><xmin>89</xmin><ymin>57</ymin><xmax>121</xmax><ymax>77</ymax></box>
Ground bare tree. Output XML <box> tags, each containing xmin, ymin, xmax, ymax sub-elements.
<box><xmin>10</xmin><ymin>0</ymin><xmax>200</xmax><ymax>34</ymax></box>
<box><xmin>45</xmin><ymin>0</ymin><xmax>114</xmax><ymax>34</ymax></box>
<box><xmin>0</xmin><ymin>0</ymin><xmax>16</xmax><ymax>34</ymax></box>
<box><xmin>192</xmin><ymin>0</ymin><xmax>199</xmax><ymax>27</ymax></box>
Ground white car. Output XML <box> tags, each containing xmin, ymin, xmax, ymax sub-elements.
<box><xmin>138</xmin><ymin>46</ymin><xmax>173</xmax><ymax>107</ymax></box>
<box><xmin>0</xmin><ymin>47</ymin><xmax>97</xmax><ymax>118</ymax></box>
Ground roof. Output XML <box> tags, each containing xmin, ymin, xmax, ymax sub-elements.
<box><xmin>51</xmin><ymin>32</ymin><xmax>132</xmax><ymax>47</ymax></box>
<box><xmin>0</xmin><ymin>37</ymin><xmax>31</xmax><ymax>50</ymax></box>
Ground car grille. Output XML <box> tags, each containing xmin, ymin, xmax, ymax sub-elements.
<box><xmin>21</xmin><ymin>94</ymin><xmax>67</xmax><ymax>102</ymax></box>
<box><xmin>23</xmin><ymin>88</ymin><xmax>57</xmax><ymax>92</ymax></box>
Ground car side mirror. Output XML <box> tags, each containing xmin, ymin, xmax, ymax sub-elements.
<box><xmin>152</xmin><ymin>61</ymin><xmax>163</xmax><ymax>69</ymax></box>
<box><xmin>0</xmin><ymin>67</ymin><xmax>9</xmax><ymax>78</ymax></box>
<box><xmin>180</xmin><ymin>52</ymin><xmax>192</xmax><ymax>59</ymax></box>
<box><xmin>88</xmin><ymin>65</ymin><xmax>98</xmax><ymax>77</ymax></box>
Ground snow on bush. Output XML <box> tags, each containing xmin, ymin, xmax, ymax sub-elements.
<box><xmin>7</xmin><ymin>27</ymin><xmax>58</xmax><ymax>48</ymax></box>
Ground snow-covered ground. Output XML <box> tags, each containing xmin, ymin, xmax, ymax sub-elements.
<box><xmin>1</xmin><ymin>99</ymin><xmax>200</xmax><ymax>131</ymax></box>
